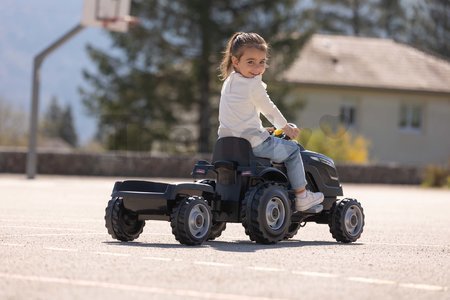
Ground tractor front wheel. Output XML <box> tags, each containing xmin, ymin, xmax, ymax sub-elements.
<box><xmin>329</xmin><ymin>198</ymin><xmax>365</xmax><ymax>243</ymax></box>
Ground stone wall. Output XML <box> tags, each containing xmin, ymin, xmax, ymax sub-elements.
<box><xmin>336</xmin><ymin>163</ymin><xmax>422</xmax><ymax>184</ymax></box>
<box><xmin>0</xmin><ymin>150</ymin><xmax>422</xmax><ymax>184</ymax></box>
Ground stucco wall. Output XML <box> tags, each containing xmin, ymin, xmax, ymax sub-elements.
<box><xmin>293</xmin><ymin>86</ymin><xmax>450</xmax><ymax>166</ymax></box>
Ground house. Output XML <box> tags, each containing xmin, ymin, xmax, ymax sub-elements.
<box><xmin>282</xmin><ymin>34</ymin><xmax>450</xmax><ymax>166</ymax></box>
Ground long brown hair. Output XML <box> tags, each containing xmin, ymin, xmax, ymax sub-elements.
<box><xmin>219</xmin><ymin>32</ymin><xmax>269</xmax><ymax>80</ymax></box>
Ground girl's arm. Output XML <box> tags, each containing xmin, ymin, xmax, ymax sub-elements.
<box><xmin>250</xmin><ymin>78</ymin><xmax>299</xmax><ymax>139</ymax></box>
<box><xmin>249</xmin><ymin>78</ymin><xmax>287</xmax><ymax>129</ymax></box>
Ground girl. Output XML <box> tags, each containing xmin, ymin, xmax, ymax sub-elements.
<box><xmin>218</xmin><ymin>32</ymin><xmax>324</xmax><ymax>211</ymax></box>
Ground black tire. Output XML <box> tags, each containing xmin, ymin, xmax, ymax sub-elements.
<box><xmin>198</xmin><ymin>179</ymin><xmax>224</xmax><ymax>241</ymax></box>
<box><xmin>170</xmin><ymin>196</ymin><xmax>212</xmax><ymax>246</ymax></box>
<box><xmin>241</xmin><ymin>184</ymin><xmax>263</xmax><ymax>242</ymax></box>
<box><xmin>329</xmin><ymin>198</ymin><xmax>365</xmax><ymax>243</ymax></box>
<box><xmin>207</xmin><ymin>222</ymin><xmax>227</xmax><ymax>241</ymax></box>
<box><xmin>241</xmin><ymin>183</ymin><xmax>291</xmax><ymax>244</ymax></box>
<box><xmin>284</xmin><ymin>222</ymin><xmax>302</xmax><ymax>240</ymax></box>
<box><xmin>105</xmin><ymin>197</ymin><xmax>145</xmax><ymax>242</ymax></box>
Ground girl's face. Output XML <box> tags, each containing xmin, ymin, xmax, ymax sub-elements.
<box><xmin>232</xmin><ymin>47</ymin><xmax>267</xmax><ymax>78</ymax></box>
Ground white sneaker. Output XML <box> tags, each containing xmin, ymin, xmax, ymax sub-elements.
<box><xmin>295</xmin><ymin>191</ymin><xmax>324</xmax><ymax>211</ymax></box>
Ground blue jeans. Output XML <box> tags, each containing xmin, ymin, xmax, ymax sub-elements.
<box><xmin>252</xmin><ymin>137</ymin><xmax>307</xmax><ymax>190</ymax></box>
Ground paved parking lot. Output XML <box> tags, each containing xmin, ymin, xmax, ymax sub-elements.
<box><xmin>0</xmin><ymin>175</ymin><xmax>449</xmax><ymax>299</ymax></box>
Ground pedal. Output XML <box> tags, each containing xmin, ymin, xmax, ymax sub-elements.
<box><xmin>303</xmin><ymin>204</ymin><xmax>323</xmax><ymax>214</ymax></box>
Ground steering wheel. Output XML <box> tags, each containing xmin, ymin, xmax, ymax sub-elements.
<box><xmin>270</xmin><ymin>123</ymin><xmax>297</xmax><ymax>140</ymax></box>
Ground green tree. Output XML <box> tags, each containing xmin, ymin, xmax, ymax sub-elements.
<box><xmin>42</xmin><ymin>97</ymin><xmax>78</xmax><ymax>147</ymax></box>
<box><xmin>312</xmin><ymin>0</ymin><xmax>450</xmax><ymax>60</ymax></box>
<box><xmin>42</xmin><ymin>97</ymin><xmax>62</xmax><ymax>138</ymax></box>
<box><xmin>60</xmin><ymin>105</ymin><xmax>78</xmax><ymax>147</ymax></box>
<box><xmin>377</xmin><ymin>0</ymin><xmax>408</xmax><ymax>39</ymax></box>
<box><xmin>429</xmin><ymin>0</ymin><xmax>450</xmax><ymax>59</ymax></box>
<box><xmin>0</xmin><ymin>97</ymin><xmax>28</xmax><ymax>146</ymax></box>
<box><xmin>312</xmin><ymin>0</ymin><xmax>379</xmax><ymax>36</ymax></box>
<box><xmin>81</xmin><ymin>0</ymin><xmax>312</xmax><ymax>152</ymax></box>
<box><xmin>408</xmin><ymin>0</ymin><xmax>450</xmax><ymax>60</ymax></box>
<box><xmin>312</xmin><ymin>0</ymin><xmax>413</xmax><ymax>39</ymax></box>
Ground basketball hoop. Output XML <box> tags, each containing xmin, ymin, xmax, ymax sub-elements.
<box><xmin>82</xmin><ymin>0</ymin><xmax>135</xmax><ymax>33</ymax></box>
<box><xmin>99</xmin><ymin>15</ymin><xmax>139</xmax><ymax>31</ymax></box>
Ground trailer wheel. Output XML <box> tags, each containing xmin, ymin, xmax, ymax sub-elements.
<box><xmin>242</xmin><ymin>183</ymin><xmax>291</xmax><ymax>244</ymax></box>
<box><xmin>105</xmin><ymin>197</ymin><xmax>145</xmax><ymax>242</ymax></box>
<box><xmin>207</xmin><ymin>222</ymin><xmax>226</xmax><ymax>241</ymax></box>
<box><xmin>170</xmin><ymin>196</ymin><xmax>212</xmax><ymax>246</ymax></box>
<box><xmin>284</xmin><ymin>222</ymin><xmax>302</xmax><ymax>240</ymax></box>
<box><xmin>329</xmin><ymin>198</ymin><xmax>365</xmax><ymax>243</ymax></box>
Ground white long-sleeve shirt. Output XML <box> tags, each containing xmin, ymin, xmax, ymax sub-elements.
<box><xmin>218</xmin><ymin>71</ymin><xmax>288</xmax><ymax>147</ymax></box>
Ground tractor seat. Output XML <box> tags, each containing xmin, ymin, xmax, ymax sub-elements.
<box><xmin>212</xmin><ymin>137</ymin><xmax>270</xmax><ymax>167</ymax></box>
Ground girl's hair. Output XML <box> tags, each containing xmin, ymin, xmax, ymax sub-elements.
<box><xmin>219</xmin><ymin>32</ymin><xmax>269</xmax><ymax>80</ymax></box>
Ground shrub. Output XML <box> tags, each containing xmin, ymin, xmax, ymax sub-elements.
<box><xmin>421</xmin><ymin>164</ymin><xmax>450</xmax><ymax>188</ymax></box>
<box><xmin>296</xmin><ymin>126</ymin><xmax>370</xmax><ymax>164</ymax></box>
<box><xmin>0</xmin><ymin>98</ymin><xmax>28</xmax><ymax>147</ymax></box>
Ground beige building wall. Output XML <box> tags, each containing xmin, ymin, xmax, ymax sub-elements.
<box><xmin>422</xmin><ymin>97</ymin><xmax>450</xmax><ymax>164</ymax></box>
<box><xmin>290</xmin><ymin>86</ymin><xmax>450</xmax><ymax>166</ymax></box>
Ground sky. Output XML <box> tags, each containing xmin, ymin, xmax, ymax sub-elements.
<box><xmin>0</xmin><ymin>0</ymin><xmax>116</xmax><ymax>144</ymax></box>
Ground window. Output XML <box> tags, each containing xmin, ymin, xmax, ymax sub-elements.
<box><xmin>399</xmin><ymin>104</ymin><xmax>422</xmax><ymax>131</ymax></box>
<box><xmin>340</xmin><ymin>105</ymin><xmax>356</xmax><ymax>127</ymax></box>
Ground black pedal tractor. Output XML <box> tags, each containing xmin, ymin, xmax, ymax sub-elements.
<box><xmin>105</xmin><ymin>129</ymin><xmax>365</xmax><ymax>246</ymax></box>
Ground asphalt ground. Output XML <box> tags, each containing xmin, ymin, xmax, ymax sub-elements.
<box><xmin>0</xmin><ymin>174</ymin><xmax>449</xmax><ymax>300</ymax></box>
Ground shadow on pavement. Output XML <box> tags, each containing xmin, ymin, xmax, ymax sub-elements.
<box><xmin>103</xmin><ymin>240</ymin><xmax>363</xmax><ymax>253</ymax></box>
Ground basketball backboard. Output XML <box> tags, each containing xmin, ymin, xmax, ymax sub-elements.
<box><xmin>81</xmin><ymin>0</ymin><xmax>133</xmax><ymax>32</ymax></box>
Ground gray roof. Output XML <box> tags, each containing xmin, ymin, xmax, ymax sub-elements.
<box><xmin>282</xmin><ymin>34</ymin><xmax>450</xmax><ymax>94</ymax></box>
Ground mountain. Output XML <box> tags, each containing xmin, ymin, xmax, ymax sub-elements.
<box><xmin>0</xmin><ymin>0</ymin><xmax>114</xmax><ymax>144</ymax></box>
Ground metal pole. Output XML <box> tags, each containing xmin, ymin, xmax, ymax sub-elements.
<box><xmin>26</xmin><ymin>24</ymin><xmax>85</xmax><ymax>179</ymax></box>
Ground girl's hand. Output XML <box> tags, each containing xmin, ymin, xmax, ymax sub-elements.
<box><xmin>282</xmin><ymin>123</ymin><xmax>300</xmax><ymax>140</ymax></box>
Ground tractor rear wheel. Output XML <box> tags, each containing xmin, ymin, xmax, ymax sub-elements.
<box><xmin>207</xmin><ymin>222</ymin><xmax>226</xmax><ymax>241</ymax></box>
<box><xmin>284</xmin><ymin>222</ymin><xmax>302</xmax><ymax>240</ymax></box>
<box><xmin>242</xmin><ymin>183</ymin><xmax>291</xmax><ymax>244</ymax></box>
<box><xmin>105</xmin><ymin>197</ymin><xmax>145</xmax><ymax>242</ymax></box>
